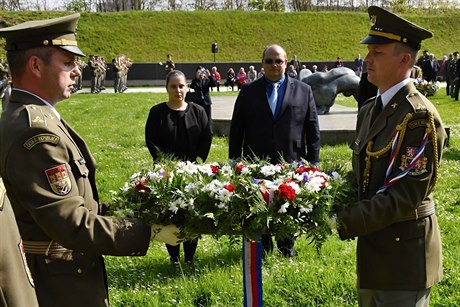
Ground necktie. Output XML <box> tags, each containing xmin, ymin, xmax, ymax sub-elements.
<box><xmin>269</xmin><ymin>82</ymin><xmax>279</xmax><ymax>115</ymax></box>
<box><xmin>370</xmin><ymin>96</ymin><xmax>382</xmax><ymax>123</ymax></box>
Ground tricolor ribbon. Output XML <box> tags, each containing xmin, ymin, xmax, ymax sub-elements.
<box><xmin>243</xmin><ymin>235</ymin><xmax>263</xmax><ymax>307</ymax></box>
<box><xmin>377</xmin><ymin>131</ymin><xmax>430</xmax><ymax>194</ymax></box>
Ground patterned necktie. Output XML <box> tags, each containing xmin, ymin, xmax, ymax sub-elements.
<box><xmin>269</xmin><ymin>82</ymin><xmax>279</xmax><ymax>115</ymax></box>
<box><xmin>370</xmin><ymin>96</ymin><xmax>383</xmax><ymax>123</ymax></box>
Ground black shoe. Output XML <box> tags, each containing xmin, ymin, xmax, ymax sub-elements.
<box><xmin>170</xmin><ymin>256</ymin><xmax>180</xmax><ymax>265</ymax></box>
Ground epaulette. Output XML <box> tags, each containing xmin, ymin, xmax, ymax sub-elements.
<box><xmin>406</xmin><ymin>91</ymin><xmax>428</xmax><ymax>113</ymax></box>
<box><xmin>25</xmin><ymin>105</ymin><xmax>47</xmax><ymax>127</ymax></box>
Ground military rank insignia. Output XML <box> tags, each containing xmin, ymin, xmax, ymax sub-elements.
<box><xmin>400</xmin><ymin>147</ymin><xmax>428</xmax><ymax>175</ymax></box>
<box><xmin>45</xmin><ymin>164</ymin><xmax>72</xmax><ymax>195</ymax></box>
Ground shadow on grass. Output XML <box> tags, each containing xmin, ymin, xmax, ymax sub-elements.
<box><xmin>441</xmin><ymin>146</ymin><xmax>460</xmax><ymax>161</ymax></box>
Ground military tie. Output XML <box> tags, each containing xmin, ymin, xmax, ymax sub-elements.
<box><xmin>268</xmin><ymin>82</ymin><xmax>280</xmax><ymax>115</ymax></box>
<box><xmin>370</xmin><ymin>95</ymin><xmax>383</xmax><ymax>123</ymax></box>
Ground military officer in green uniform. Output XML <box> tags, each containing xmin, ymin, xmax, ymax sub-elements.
<box><xmin>0</xmin><ymin>14</ymin><xmax>180</xmax><ymax>307</ymax></box>
<box><xmin>336</xmin><ymin>6</ymin><xmax>447</xmax><ymax>306</ymax></box>
<box><xmin>0</xmin><ymin>177</ymin><xmax>39</xmax><ymax>307</ymax></box>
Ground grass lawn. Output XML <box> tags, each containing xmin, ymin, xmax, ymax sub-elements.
<box><xmin>52</xmin><ymin>89</ymin><xmax>460</xmax><ymax>306</ymax></box>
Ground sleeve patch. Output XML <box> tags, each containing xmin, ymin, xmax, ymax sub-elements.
<box><xmin>399</xmin><ymin>147</ymin><xmax>428</xmax><ymax>176</ymax></box>
<box><xmin>45</xmin><ymin>164</ymin><xmax>72</xmax><ymax>195</ymax></box>
<box><xmin>23</xmin><ymin>134</ymin><xmax>60</xmax><ymax>151</ymax></box>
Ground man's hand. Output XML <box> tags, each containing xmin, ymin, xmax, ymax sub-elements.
<box><xmin>151</xmin><ymin>224</ymin><xmax>181</xmax><ymax>245</ymax></box>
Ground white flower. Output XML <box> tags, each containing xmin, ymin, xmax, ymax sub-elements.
<box><xmin>260</xmin><ymin>164</ymin><xmax>282</xmax><ymax>177</ymax></box>
<box><xmin>168</xmin><ymin>201</ymin><xmax>180</xmax><ymax>214</ymax></box>
<box><xmin>305</xmin><ymin>176</ymin><xmax>325</xmax><ymax>193</ymax></box>
<box><xmin>184</xmin><ymin>182</ymin><xmax>200</xmax><ymax>195</ymax></box>
<box><xmin>220</xmin><ymin>164</ymin><xmax>233</xmax><ymax>177</ymax></box>
<box><xmin>177</xmin><ymin>161</ymin><xmax>198</xmax><ymax>175</ymax></box>
<box><xmin>147</xmin><ymin>169</ymin><xmax>165</xmax><ymax>181</ymax></box>
<box><xmin>278</xmin><ymin>202</ymin><xmax>289</xmax><ymax>213</ymax></box>
<box><xmin>299</xmin><ymin>204</ymin><xmax>313</xmax><ymax>214</ymax></box>
<box><xmin>217</xmin><ymin>188</ymin><xmax>233</xmax><ymax>202</ymax></box>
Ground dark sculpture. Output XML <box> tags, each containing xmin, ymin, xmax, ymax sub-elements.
<box><xmin>301</xmin><ymin>67</ymin><xmax>360</xmax><ymax>114</ymax></box>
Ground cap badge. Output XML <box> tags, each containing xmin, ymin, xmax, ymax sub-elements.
<box><xmin>370</xmin><ymin>15</ymin><xmax>377</xmax><ymax>26</ymax></box>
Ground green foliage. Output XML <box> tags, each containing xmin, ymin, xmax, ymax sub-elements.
<box><xmin>0</xmin><ymin>10</ymin><xmax>459</xmax><ymax>62</ymax></box>
<box><xmin>54</xmin><ymin>90</ymin><xmax>460</xmax><ymax>305</ymax></box>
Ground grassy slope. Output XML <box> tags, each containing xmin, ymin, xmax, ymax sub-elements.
<box><xmin>0</xmin><ymin>10</ymin><xmax>459</xmax><ymax>62</ymax></box>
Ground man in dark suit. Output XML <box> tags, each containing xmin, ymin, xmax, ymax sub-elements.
<box><xmin>229</xmin><ymin>44</ymin><xmax>320</xmax><ymax>257</ymax></box>
<box><xmin>336</xmin><ymin>6</ymin><xmax>446</xmax><ymax>306</ymax></box>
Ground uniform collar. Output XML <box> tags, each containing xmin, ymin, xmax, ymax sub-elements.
<box><xmin>12</xmin><ymin>88</ymin><xmax>61</xmax><ymax>120</ymax></box>
<box><xmin>377</xmin><ymin>78</ymin><xmax>411</xmax><ymax>108</ymax></box>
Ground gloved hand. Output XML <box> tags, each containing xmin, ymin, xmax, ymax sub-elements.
<box><xmin>329</xmin><ymin>213</ymin><xmax>338</xmax><ymax>230</ymax></box>
<box><xmin>151</xmin><ymin>224</ymin><xmax>181</xmax><ymax>246</ymax></box>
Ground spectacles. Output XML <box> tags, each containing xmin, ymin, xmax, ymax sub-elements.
<box><xmin>264</xmin><ymin>59</ymin><xmax>285</xmax><ymax>65</ymax></box>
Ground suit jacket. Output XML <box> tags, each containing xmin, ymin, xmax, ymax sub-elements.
<box><xmin>0</xmin><ymin>178</ymin><xmax>39</xmax><ymax>307</ymax></box>
<box><xmin>0</xmin><ymin>90</ymin><xmax>151</xmax><ymax>307</ymax></box>
<box><xmin>338</xmin><ymin>82</ymin><xmax>446</xmax><ymax>290</ymax></box>
<box><xmin>228</xmin><ymin>75</ymin><xmax>320</xmax><ymax>164</ymax></box>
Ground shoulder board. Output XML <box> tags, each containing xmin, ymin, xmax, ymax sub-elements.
<box><xmin>25</xmin><ymin>105</ymin><xmax>47</xmax><ymax>128</ymax></box>
<box><xmin>406</xmin><ymin>91</ymin><xmax>428</xmax><ymax>112</ymax></box>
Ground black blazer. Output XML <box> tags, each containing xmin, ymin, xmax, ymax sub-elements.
<box><xmin>229</xmin><ymin>76</ymin><xmax>320</xmax><ymax>164</ymax></box>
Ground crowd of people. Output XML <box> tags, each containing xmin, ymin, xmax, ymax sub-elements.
<box><xmin>0</xmin><ymin>7</ymin><xmax>452</xmax><ymax>307</ymax></box>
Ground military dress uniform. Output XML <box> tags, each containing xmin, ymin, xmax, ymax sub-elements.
<box><xmin>0</xmin><ymin>14</ymin><xmax>151</xmax><ymax>307</ymax></box>
<box><xmin>337</xmin><ymin>6</ymin><xmax>447</xmax><ymax>305</ymax></box>
<box><xmin>0</xmin><ymin>177</ymin><xmax>39</xmax><ymax>307</ymax></box>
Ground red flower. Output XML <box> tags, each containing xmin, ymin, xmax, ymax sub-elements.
<box><xmin>260</xmin><ymin>186</ymin><xmax>270</xmax><ymax>204</ymax></box>
<box><xmin>235</xmin><ymin>163</ymin><xmax>246</xmax><ymax>174</ymax></box>
<box><xmin>224</xmin><ymin>183</ymin><xmax>235</xmax><ymax>192</ymax></box>
<box><xmin>135</xmin><ymin>180</ymin><xmax>151</xmax><ymax>193</ymax></box>
<box><xmin>210</xmin><ymin>164</ymin><xmax>219</xmax><ymax>175</ymax></box>
<box><xmin>295</xmin><ymin>166</ymin><xmax>319</xmax><ymax>174</ymax></box>
<box><xmin>277</xmin><ymin>184</ymin><xmax>296</xmax><ymax>201</ymax></box>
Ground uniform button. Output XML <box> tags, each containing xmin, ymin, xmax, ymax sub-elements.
<box><xmin>395</xmin><ymin>237</ymin><xmax>400</xmax><ymax>242</ymax></box>
<box><xmin>77</xmin><ymin>268</ymin><xmax>83</xmax><ymax>274</ymax></box>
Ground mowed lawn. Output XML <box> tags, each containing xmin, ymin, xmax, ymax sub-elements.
<box><xmin>51</xmin><ymin>89</ymin><xmax>460</xmax><ymax>306</ymax></box>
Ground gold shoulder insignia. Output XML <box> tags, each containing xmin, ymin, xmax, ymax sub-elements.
<box><xmin>406</xmin><ymin>92</ymin><xmax>427</xmax><ymax>111</ymax></box>
<box><xmin>23</xmin><ymin>134</ymin><xmax>60</xmax><ymax>151</ymax></box>
<box><xmin>26</xmin><ymin>105</ymin><xmax>47</xmax><ymax>127</ymax></box>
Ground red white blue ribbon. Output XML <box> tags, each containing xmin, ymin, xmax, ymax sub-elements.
<box><xmin>243</xmin><ymin>235</ymin><xmax>263</xmax><ymax>307</ymax></box>
<box><xmin>377</xmin><ymin>131</ymin><xmax>430</xmax><ymax>194</ymax></box>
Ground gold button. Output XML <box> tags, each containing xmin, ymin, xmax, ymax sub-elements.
<box><xmin>77</xmin><ymin>268</ymin><xmax>82</xmax><ymax>274</ymax></box>
<box><xmin>395</xmin><ymin>237</ymin><xmax>400</xmax><ymax>242</ymax></box>
<box><xmin>43</xmin><ymin>40</ymin><xmax>49</xmax><ymax>46</ymax></box>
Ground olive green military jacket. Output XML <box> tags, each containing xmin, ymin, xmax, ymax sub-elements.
<box><xmin>338</xmin><ymin>82</ymin><xmax>447</xmax><ymax>291</ymax></box>
<box><xmin>0</xmin><ymin>89</ymin><xmax>151</xmax><ymax>306</ymax></box>
<box><xmin>0</xmin><ymin>178</ymin><xmax>39</xmax><ymax>307</ymax></box>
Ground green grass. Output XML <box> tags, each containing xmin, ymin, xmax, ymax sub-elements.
<box><xmin>0</xmin><ymin>10</ymin><xmax>459</xmax><ymax>62</ymax></box>
<box><xmin>51</xmin><ymin>90</ymin><xmax>460</xmax><ymax>306</ymax></box>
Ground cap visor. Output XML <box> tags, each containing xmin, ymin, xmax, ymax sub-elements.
<box><xmin>59</xmin><ymin>45</ymin><xmax>85</xmax><ymax>57</ymax></box>
<box><xmin>360</xmin><ymin>35</ymin><xmax>395</xmax><ymax>45</ymax></box>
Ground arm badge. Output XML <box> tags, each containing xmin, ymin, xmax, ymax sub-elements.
<box><xmin>45</xmin><ymin>164</ymin><xmax>72</xmax><ymax>195</ymax></box>
<box><xmin>399</xmin><ymin>147</ymin><xmax>428</xmax><ymax>175</ymax></box>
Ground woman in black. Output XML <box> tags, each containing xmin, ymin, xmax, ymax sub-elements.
<box><xmin>145</xmin><ymin>70</ymin><xmax>212</xmax><ymax>264</ymax></box>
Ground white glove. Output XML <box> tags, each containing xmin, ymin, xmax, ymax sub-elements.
<box><xmin>151</xmin><ymin>224</ymin><xmax>181</xmax><ymax>245</ymax></box>
<box><xmin>329</xmin><ymin>214</ymin><xmax>338</xmax><ymax>230</ymax></box>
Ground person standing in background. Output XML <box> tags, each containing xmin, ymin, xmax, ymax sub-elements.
<box><xmin>229</xmin><ymin>44</ymin><xmax>320</xmax><ymax>258</ymax></box>
<box><xmin>164</xmin><ymin>54</ymin><xmax>175</xmax><ymax>74</ymax></box>
<box><xmin>145</xmin><ymin>70</ymin><xmax>212</xmax><ymax>265</ymax></box>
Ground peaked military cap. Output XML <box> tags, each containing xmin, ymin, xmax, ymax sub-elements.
<box><xmin>0</xmin><ymin>13</ymin><xmax>85</xmax><ymax>57</ymax></box>
<box><xmin>361</xmin><ymin>6</ymin><xmax>433</xmax><ymax>50</ymax></box>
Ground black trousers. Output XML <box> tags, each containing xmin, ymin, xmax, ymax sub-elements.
<box><xmin>261</xmin><ymin>234</ymin><xmax>295</xmax><ymax>257</ymax></box>
<box><xmin>166</xmin><ymin>239</ymin><xmax>198</xmax><ymax>263</ymax></box>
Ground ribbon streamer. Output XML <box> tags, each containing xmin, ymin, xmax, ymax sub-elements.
<box><xmin>243</xmin><ymin>235</ymin><xmax>263</xmax><ymax>307</ymax></box>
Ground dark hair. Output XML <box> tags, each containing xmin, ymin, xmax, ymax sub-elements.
<box><xmin>7</xmin><ymin>46</ymin><xmax>55</xmax><ymax>77</ymax></box>
<box><xmin>165</xmin><ymin>70</ymin><xmax>186</xmax><ymax>87</ymax></box>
